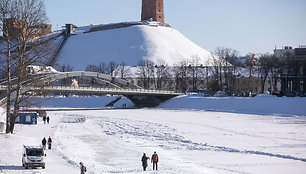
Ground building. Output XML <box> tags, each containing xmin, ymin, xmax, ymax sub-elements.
<box><xmin>30</xmin><ymin>24</ymin><xmax>52</xmax><ymax>38</ymax></box>
<box><xmin>2</xmin><ymin>18</ymin><xmax>28</xmax><ymax>39</ymax></box>
<box><xmin>274</xmin><ymin>45</ymin><xmax>306</xmax><ymax>58</ymax></box>
<box><xmin>2</xmin><ymin>18</ymin><xmax>51</xmax><ymax>39</ymax></box>
<box><xmin>274</xmin><ymin>45</ymin><xmax>306</xmax><ymax>94</ymax></box>
<box><xmin>141</xmin><ymin>0</ymin><xmax>165</xmax><ymax>22</ymax></box>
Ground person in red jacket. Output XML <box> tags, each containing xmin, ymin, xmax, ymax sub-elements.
<box><xmin>47</xmin><ymin>136</ymin><xmax>52</xmax><ymax>149</ymax></box>
<box><xmin>151</xmin><ymin>151</ymin><xmax>159</xmax><ymax>170</ymax></box>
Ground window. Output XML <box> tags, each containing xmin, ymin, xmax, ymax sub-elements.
<box><xmin>26</xmin><ymin>115</ymin><xmax>31</xmax><ymax>122</ymax></box>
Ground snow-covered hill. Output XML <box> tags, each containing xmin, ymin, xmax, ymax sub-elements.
<box><xmin>56</xmin><ymin>22</ymin><xmax>213</xmax><ymax>70</ymax></box>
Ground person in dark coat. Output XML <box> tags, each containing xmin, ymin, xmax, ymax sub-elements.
<box><xmin>43</xmin><ymin>116</ymin><xmax>46</xmax><ymax>124</ymax></box>
<box><xmin>47</xmin><ymin>136</ymin><xmax>52</xmax><ymax>149</ymax></box>
<box><xmin>141</xmin><ymin>153</ymin><xmax>149</xmax><ymax>171</ymax></box>
<box><xmin>151</xmin><ymin>151</ymin><xmax>159</xmax><ymax>170</ymax></box>
<box><xmin>80</xmin><ymin>162</ymin><xmax>87</xmax><ymax>174</ymax></box>
<box><xmin>42</xmin><ymin>137</ymin><xmax>47</xmax><ymax>150</ymax></box>
<box><xmin>46</xmin><ymin>116</ymin><xmax>50</xmax><ymax>124</ymax></box>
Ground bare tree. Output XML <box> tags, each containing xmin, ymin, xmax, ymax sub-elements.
<box><xmin>60</xmin><ymin>64</ymin><xmax>73</xmax><ymax>72</ymax></box>
<box><xmin>59</xmin><ymin>64</ymin><xmax>73</xmax><ymax>85</ymax></box>
<box><xmin>172</xmin><ymin>60</ymin><xmax>189</xmax><ymax>92</ymax></box>
<box><xmin>0</xmin><ymin>0</ymin><xmax>13</xmax><ymax>133</ymax></box>
<box><xmin>0</xmin><ymin>0</ymin><xmax>50</xmax><ymax>133</ymax></box>
<box><xmin>210</xmin><ymin>47</ymin><xmax>242</xmax><ymax>94</ymax></box>
<box><xmin>85</xmin><ymin>62</ymin><xmax>108</xmax><ymax>74</ymax></box>
<box><xmin>209</xmin><ymin>53</ymin><xmax>222</xmax><ymax>91</ymax></box>
<box><xmin>113</xmin><ymin>62</ymin><xmax>131</xmax><ymax>79</ymax></box>
<box><xmin>186</xmin><ymin>55</ymin><xmax>204</xmax><ymax>91</ymax></box>
<box><xmin>137</xmin><ymin>59</ymin><xmax>155</xmax><ymax>89</ymax></box>
<box><xmin>155</xmin><ymin>60</ymin><xmax>170</xmax><ymax>90</ymax></box>
<box><xmin>85</xmin><ymin>64</ymin><xmax>98</xmax><ymax>72</ymax></box>
<box><xmin>258</xmin><ymin>53</ymin><xmax>274</xmax><ymax>93</ymax></box>
<box><xmin>97</xmin><ymin>62</ymin><xmax>108</xmax><ymax>74</ymax></box>
<box><xmin>108</xmin><ymin>61</ymin><xmax>117</xmax><ymax>76</ymax></box>
<box><xmin>240</xmin><ymin>53</ymin><xmax>258</xmax><ymax>93</ymax></box>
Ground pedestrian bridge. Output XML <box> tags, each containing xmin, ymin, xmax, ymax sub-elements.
<box><xmin>0</xmin><ymin>69</ymin><xmax>180</xmax><ymax>107</ymax></box>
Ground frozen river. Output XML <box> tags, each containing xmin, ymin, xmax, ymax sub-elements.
<box><xmin>49</xmin><ymin>109</ymin><xmax>306</xmax><ymax>173</ymax></box>
<box><xmin>1</xmin><ymin>95</ymin><xmax>306</xmax><ymax>173</ymax></box>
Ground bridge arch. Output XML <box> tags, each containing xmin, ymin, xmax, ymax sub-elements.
<box><xmin>31</xmin><ymin>71</ymin><xmax>141</xmax><ymax>89</ymax></box>
<box><xmin>0</xmin><ymin>70</ymin><xmax>180</xmax><ymax>107</ymax></box>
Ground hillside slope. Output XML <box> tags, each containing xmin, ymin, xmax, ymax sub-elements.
<box><xmin>56</xmin><ymin>23</ymin><xmax>213</xmax><ymax>70</ymax></box>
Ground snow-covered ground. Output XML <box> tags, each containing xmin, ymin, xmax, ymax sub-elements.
<box><xmin>1</xmin><ymin>95</ymin><xmax>306</xmax><ymax>173</ymax></box>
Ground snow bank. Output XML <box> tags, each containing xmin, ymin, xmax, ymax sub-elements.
<box><xmin>158</xmin><ymin>95</ymin><xmax>306</xmax><ymax>116</ymax></box>
<box><xmin>29</xmin><ymin>96</ymin><xmax>134</xmax><ymax>109</ymax></box>
<box><xmin>0</xmin><ymin>107</ymin><xmax>4</xmax><ymax>123</ymax></box>
<box><xmin>0</xmin><ymin>107</ymin><xmax>5</xmax><ymax>132</ymax></box>
<box><xmin>57</xmin><ymin>24</ymin><xmax>213</xmax><ymax>70</ymax></box>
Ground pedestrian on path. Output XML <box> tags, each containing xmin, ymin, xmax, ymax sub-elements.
<box><xmin>43</xmin><ymin>116</ymin><xmax>46</xmax><ymax>124</ymax></box>
<box><xmin>42</xmin><ymin>137</ymin><xmax>47</xmax><ymax>150</ymax></box>
<box><xmin>80</xmin><ymin>162</ymin><xmax>87</xmax><ymax>174</ymax></box>
<box><xmin>151</xmin><ymin>151</ymin><xmax>159</xmax><ymax>170</ymax></box>
<box><xmin>141</xmin><ymin>153</ymin><xmax>149</xmax><ymax>171</ymax></box>
<box><xmin>47</xmin><ymin>136</ymin><xmax>52</xmax><ymax>149</ymax></box>
<box><xmin>46</xmin><ymin>116</ymin><xmax>50</xmax><ymax>124</ymax></box>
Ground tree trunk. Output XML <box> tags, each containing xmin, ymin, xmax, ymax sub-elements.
<box><xmin>5</xmin><ymin>38</ymin><xmax>11</xmax><ymax>134</ymax></box>
<box><xmin>9</xmin><ymin>54</ymin><xmax>24</xmax><ymax>134</ymax></box>
<box><xmin>261</xmin><ymin>74</ymin><xmax>268</xmax><ymax>94</ymax></box>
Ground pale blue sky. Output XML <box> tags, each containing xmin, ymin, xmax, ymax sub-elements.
<box><xmin>45</xmin><ymin>0</ymin><xmax>306</xmax><ymax>55</ymax></box>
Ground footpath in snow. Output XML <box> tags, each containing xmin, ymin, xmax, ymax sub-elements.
<box><xmin>0</xmin><ymin>114</ymin><xmax>79</xmax><ymax>174</ymax></box>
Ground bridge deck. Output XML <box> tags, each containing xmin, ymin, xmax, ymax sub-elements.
<box><xmin>0</xmin><ymin>85</ymin><xmax>180</xmax><ymax>96</ymax></box>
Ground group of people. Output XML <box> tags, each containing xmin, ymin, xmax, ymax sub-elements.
<box><xmin>43</xmin><ymin>116</ymin><xmax>50</xmax><ymax>124</ymax></box>
<box><xmin>141</xmin><ymin>151</ymin><xmax>159</xmax><ymax>171</ymax></box>
<box><xmin>75</xmin><ymin>152</ymin><xmax>158</xmax><ymax>173</ymax></box>
<box><xmin>41</xmin><ymin>136</ymin><xmax>52</xmax><ymax>150</ymax></box>
<box><xmin>78</xmin><ymin>152</ymin><xmax>159</xmax><ymax>173</ymax></box>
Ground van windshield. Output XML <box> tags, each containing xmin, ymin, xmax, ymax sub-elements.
<box><xmin>26</xmin><ymin>148</ymin><xmax>44</xmax><ymax>156</ymax></box>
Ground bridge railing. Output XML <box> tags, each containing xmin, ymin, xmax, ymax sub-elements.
<box><xmin>0</xmin><ymin>85</ymin><xmax>181</xmax><ymax>94</ymax></box>
<box><xmin>32</xmin><ymin>85</ymin><xmax>181</xmax><ymax>95</ymax></box>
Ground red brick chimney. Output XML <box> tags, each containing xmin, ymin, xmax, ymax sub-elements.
<box><xmin>141</xmin><ymin>0</ymin><xmax>165</xmax><ymax>22</ymax></box>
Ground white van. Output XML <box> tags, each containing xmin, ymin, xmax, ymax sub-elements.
<box><xmin>22</xmin><ymin>145</ymin><xmax>46</xmax><ymax>169</ymax></box>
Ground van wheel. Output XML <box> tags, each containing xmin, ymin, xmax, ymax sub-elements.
<box><xmin>25</xmin><ymin>166</ymin><xmax>28</xmax><ymax>169</ymax></box>
<box><xmin>42</xmin><ymin>166</ymin><xmax>45</xmax><ymax>169</ymax></box>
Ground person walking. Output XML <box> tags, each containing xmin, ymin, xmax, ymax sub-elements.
<box><xmin>47</xmin><ymin>136</ymin><xmax>52</xmax><ymax>149</ymax></box>
<box><xmin>42</xmin><ymin>137</ymin><xmax>47</xmax><ymax>150</ymax></box>
<box><xmin>141</xmin><ymin>153</ymin><xmax>149</xmax><ymax>171</ymax></box>
<box><xmin>151</xmin><ymin>151</ymin><xmax>159</xmax><ymax>170</ymax></box>
<box><xmin>46</xmin><ymin>116</ymin><xmax>50</xmax><ymax>124</ymax></box>
<box><xmin>80</xmin><ymin>162</ymin><xmax>87</xmax><ymax>174</ymax></box>
<box><xmin>43</xmin><ymin>116</ymin><xmax>46</xmax><ymax>124</ymax></box>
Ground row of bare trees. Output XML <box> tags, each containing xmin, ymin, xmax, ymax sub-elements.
<box><xmin>0</xmin><ymin>0</ymin><xmax>51</xmax><ymax>133</ymax></box>
<box><xmin>62</xmin><ymin>46</ymin><xmax>303</xmax><ymax>96</ymax></box>
<box><xmin>85</xmin><ymin>61</ymin><xmax>127</xmax><ymax>77</ymax></box>
<box><xmin>85</xmin><ymin>49</ymin><xmax>301</xmax><ymax>95</ymax></box>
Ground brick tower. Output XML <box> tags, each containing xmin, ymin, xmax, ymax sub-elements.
<box><xmin>141</xmin><ymin>0</ymin><xmax>165</xmax><ymax>22</ymax></box>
